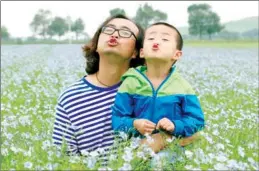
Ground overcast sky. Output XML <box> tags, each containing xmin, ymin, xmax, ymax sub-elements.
<box><xmin>1</xmin><ymin>1</ymin><xmax>258</xmax><ymax>38</ymax></box>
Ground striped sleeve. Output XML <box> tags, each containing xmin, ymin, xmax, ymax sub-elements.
<box><xmin>52</xmin><ymin>102</ymin><xmax>79</xmax><ymax>155</ymax></box>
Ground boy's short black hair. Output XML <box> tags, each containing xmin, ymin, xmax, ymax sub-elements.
<box><xmin>147</xmin><ymin>22</ymin><xmax>183</xmax><ymax>50</ymax></box>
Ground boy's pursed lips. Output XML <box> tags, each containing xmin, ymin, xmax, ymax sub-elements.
<box><xmin>152</xmin><ymin>43</ymin><xmax>159</xmax><ymax>50</ymax></box>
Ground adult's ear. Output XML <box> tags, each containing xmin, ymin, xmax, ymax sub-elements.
<box><xmin>139</xmin><ymin>48</ymin><xmax>145</xmax><ymax>58</ymax></box>
<box><xmin>131</xmin><ymin>49</ymin><xmax>138</xmax><ymax>59</ymax></box>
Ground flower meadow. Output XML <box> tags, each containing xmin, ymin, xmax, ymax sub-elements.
<box><xmin>1</xmin><ymin>44</ymin><xmax>258</xmax><ymax>170</ymax></box>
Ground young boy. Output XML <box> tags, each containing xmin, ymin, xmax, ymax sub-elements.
<box><xmin>112</xmin><ymin>22</ymin><xmax>205</xmax><ymax>151</ymax></box>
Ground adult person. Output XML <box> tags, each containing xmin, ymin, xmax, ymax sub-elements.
<box><xmin>52</xmin><ymin>14</ymin><xmax>145</xmax><ymax>156</ymax></box>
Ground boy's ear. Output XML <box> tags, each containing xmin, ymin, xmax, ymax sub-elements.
<box><xmin>140</xmin><ymin>48</ymin><xmax>144</xmax><ymax>58</ymax></box>
<box><xmin>171</xmin><ymin>50</ymin><xmax>182</xmax><ymax>61</ymax></box>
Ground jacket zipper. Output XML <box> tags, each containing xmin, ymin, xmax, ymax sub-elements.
<box><xmin>135</xmin><ymin>66</ymin><xmax>176</xmax><ymax>122</ymax></box>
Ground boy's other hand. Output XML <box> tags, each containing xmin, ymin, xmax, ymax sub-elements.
<box><xmin>133</xmin><ymin>119</ymin><xmax>156</xmax><ymax>135</ymax></box>
<box><xmin>156</xmin><ymin>118</ymin><xmax>175</xmax><ymax>132</ymax></box>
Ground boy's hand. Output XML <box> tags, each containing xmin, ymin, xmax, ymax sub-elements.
<box><xmin>156</xmin><ymin>118</ymin><xmax>175</xmax><ymax>132</ymax></box>
<box><xmin>133</xmin><ymin>119</ymin><xmax>156</xmax><ymax>135</ymax></box>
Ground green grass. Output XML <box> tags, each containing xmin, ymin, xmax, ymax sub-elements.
<box><xmin>2</xmin><ymin>39</ymin><xmax>258</xmax><ymax>48</ymax></box>
<box><xmin>184</xmin><ymin>40</ymin><xmax>259</xmax><ymax>48</ymax></box>
<box><xmin>1</xmin><ymin>45</ymin><xmax>258</xmax><ymax>170</ymax></box>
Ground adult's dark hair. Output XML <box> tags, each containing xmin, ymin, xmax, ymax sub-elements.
<box><xmin>148</xmin><ymin>22</ymin><xmax>183</xmax><ymax>50</ymax></box>
<box><xmin>82</xmin><ymin>14</ymin><xmax>145</xmax><ymax>74</ymax></box>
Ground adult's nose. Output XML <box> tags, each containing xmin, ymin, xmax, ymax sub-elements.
<box><xmin>111</xmin><ymin>30</ymin><xmax>119</xmax><ymax>39</ymax></box>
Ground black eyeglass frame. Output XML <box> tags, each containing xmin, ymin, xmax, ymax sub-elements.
<box><xmin>101</xmin><ymin>26</ymin><xmax>137</xmax><ymax>40</ymax></box>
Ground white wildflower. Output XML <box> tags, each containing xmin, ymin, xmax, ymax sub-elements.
<box><xmin>212</xmin><ymin>129</ymin><xmax>219</xmax><ymax>136</ymax></box>
<box><xmin>122</xmin><ymin>150</ymin><xmax>133</xmax><ymax>162</ymax></box>
<box><xmin>215</xmin><ymin>154</ymin><xmax>228</xmax><ymax>162</ymax></box>
<box><xmin>130</xmin><ymin>137</ymin><xmax>141</xmax><ymax>149</ymax></box>
<box><xmin>166</xmin><ymin>136</ymin><xmax>175</xmax><ymax>143</ymax></box>
<box><xmin>206</xmin><ymin>136</ymin><xmax>213</xmax><ymax>144</ymax></box>
<box><xmin>1</xmin><ymin>148</ymin><xmax>8</xmax><ymax>156</ymax></box>
<box><xmin>96</xmin><ymin>147</ymin><xmax>105</xmax><ymax>154</ymax></box>
<box><xmin>109</xmin><ymin>154</ymin><xmax>117</xmax><ymax>161</ymax></box>
<box><xmin>24</xmin><ymin>161</ymin><xmax>33</xmax><ymax>169</ymax></box>
<box><xmin>248</xmin><ymin>143</ymin><xmax>255</xmax><ymax>149</ymax></box>
<box><xmin>185</xmin><ymin>150</ymin><xmax>193</xmax><ymax>159</ymax></box>
<box><xmin>69</xmin><ymin>156</ymin><xmax>80</xmax><ymax>163</ymax></box>
<box><xmin>81</xmin><ymin>150</ymin><xmax>89</xmax><ymax>156</ymax></box>
<box><xmin>227</xmin><ymin>159</ymin><xmax>239</xmax><ymax>169</ymax></box>
<box><xmin>89</xmin><ymin>150</ymin><xmax>99</xmax><ymax>157</ymax></box>
<box><xmin>119</xmin><ymin>131</ymin><xmax>128</xmax><ymax>141</ymax></box>
<box><xmin>98</xmin><ymin>167</ymin><xmax>112</xmax><ymax>171</ymax></box>
<box><xmin>185</xmin><ymin>165</ymin><xmax>193</xmax><ymax>170</ymax></box>
<box><xmin>145</xmin><ymin>133</ymin><xmax>154</xmax><ymax>144</ymax></box>
<box><xmin>136</xmin><ymin>151</ymin><xmax>146</xmax><ymax>160</ymax></box>
<box><xmin>42</xmin><ymin>140</ymin><xmax>51</xmax><ymax>150</ymax></box>
<box><xmin>46</xmin><ymin>163</ymin><xmax>53</xmax><ymax>170</ymax></box>
<box><xmin>216</xmin><ymin>143</ymin><xmax>225</xmax><ymax>150</ymax></box>
<box><xmin>10</xmin><ymin>146</ymin><xmax>19</xmax><ymax>154</ymax></box>
<box><xmin>248</xmin><ymin>157</ymin><xmax>255</xmax><ymax>164</ymax></box>
<box><xmin>238</xmin><ymin>146</ymin><xmax>245</xmax><ymax>157</ymax></box>
<box><xmin>214</xmin><ymin>163</ymin><xmax>228</xmax><ymax>170</ymax></box>
<box><xmin>5</xmin><ymin>133</ymin><xmax>13</xmax><ymax>140</ymax></box>
<box><xmin>119</xmin><ymin>163</ymin><xmax>132</xmax><ymax>171</ymax></box>
<box><xmin>24</xmin><ymin>148</ymin><xmax>32</xmax><ymax>157</ymax></box>
<box><xmin>87</xmin><ymin>157</ymin><xmax>97</xmax><ymax>169</ymax></box>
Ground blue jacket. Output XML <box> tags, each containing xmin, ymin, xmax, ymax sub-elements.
<box><xmin>112</xmin><ymin>65</ymin><xmax>205</xmax><ymax>137</ymax></box>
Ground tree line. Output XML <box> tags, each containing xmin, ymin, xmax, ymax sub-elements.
<box><xmin>29</xmin><ymin>9</ymin><xmax>86</xmax><ymax>40</ymax></box>
<box><xmin>1</xmin><ymin>3</ymin><xmax>258</xmax><ymax>43</ymax></box>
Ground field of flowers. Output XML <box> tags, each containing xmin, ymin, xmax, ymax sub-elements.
<box><xmin>1</xmin><ymin>44</ymin><xmax>258</xmax><ymax>170</ymax></box>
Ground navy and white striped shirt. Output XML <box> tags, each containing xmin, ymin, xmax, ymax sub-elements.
<box><xmin>52</xmin><ymin>76</ymin><xmax>121</xmax><ymax>155</ymax></box>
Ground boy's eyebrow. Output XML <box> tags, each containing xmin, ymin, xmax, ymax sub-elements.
<box><xmin>147</xmin><ymin>31</ymin><xmax>170</xmax><ymax>36</ymax></box>
<box><xmin>162</xmin><ymin>32</ymin><xmax>170</xmax><ymax>36</ymax></box>
<box><xmin>148</xmin><ymin>31</ymin><xmax>157</xmax><ymax>35</ymax></box>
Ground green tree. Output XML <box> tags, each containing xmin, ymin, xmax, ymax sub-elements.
<box><xmin>187</xmin><ymin>4</ymin><xmax>211</xmax><ymax>39</ymax></box>
<box><xmin>110</xmin><ymin>8</ymin><xmax>126</xmax><ymax>17</ymax></box>
<box><xmin>205</xmin><ymin>11</ymin><xmax>224</xmax><ymax>39</ymax></box>
<box><xmin>242</xmin><ymin>29</ymin><xmax>259</xmax><ymax>40</ymax></box>
<box><xmin>71</xmin><ymin>18</ymin><xmax>85</xmax><ymax>40</ymax></box>
<box><xmin>47</xmin><ymin>25</ymin><xmax>55</xmax><ymax>39</ymax></box>
<box><xmin>82</xmin><ymin>32</ymin><xmax>90</xmax><ymax>41</ymax></box>
<box><xmin>48</xmin><ymin>17</ymin><xmax>68</xmax><ymax>40</ymax></box>
<box><xmin>217</xmin><ymin>30</ymin><xmax>240</xmax><ymax>40</ymax></box>
<box><xmin>1</xmin><ymin>26</ymin><xmax>10</xmax><ymax>40</ymax></box>
<box><xmin>30</xmin><ymin>14</ymin><xmax>42</xmax><ymax>37</ymax></box>
<box><xmin>30</xmin><ymin>9</ymin><xmax>52</xmax><ymax>39</ymax></box>
<box><xmin>187</xmin><ymin>3</ymin><xmax>223</xmax><ymax>40</ymax></box>
<box><xmin>133</xmin><ymin>3</ymin><xmax>167</xmax><ymax>29</ymax></box>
